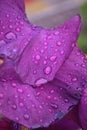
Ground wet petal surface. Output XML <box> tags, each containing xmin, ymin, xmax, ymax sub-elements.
<box><xmin>0</xmin><ymin>78</ymin><xmax>78</xmax><ymax>129</ymax></box>
<box><xmin>16</xmin><ymin>15</ymin><xmax>82</xmax><ymax>86</ymax></box>
<box><xmin>0</xmin><ymin>0</ymin><xmax>38</xmax><ymax>60</ymax></box>
<box><xmin>56</xmin><ymin>47</ymin><xmax>87</xmax><ymax>99</ymax></box>
<box><xmin>79</xmin><ymin>87</ymin><xmax>87</xmax><ymax>130</ymax></box>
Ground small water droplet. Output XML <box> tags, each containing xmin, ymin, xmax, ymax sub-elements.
<box><xmin>35</xmin><ymin>78</ymin><xmax>47</xmax><ymax>86</ymax></box>
<box><xmin>15</xmin><ymin>117</ymin><xmax>19</xmax><ymax>121</ymax></box>
<box><xmin>17</xmin><ymin>88</ymin><xmax>23</xmax><ymax>93</ymax></box>
<box><xmin>54</xmin><ymin>31</ymin><xmax>59</xmax><ymax>35</ymax></box>
<box><xmin>56</xmin><ymin>41</ymin><xmax>61</xmax><ymax>46</ymax></box>
<box><xmin>72</xmin><ymin>77</ymin><xmax>77</xmax><ymax>82</ymax></box>
<box><xmin>44</xmin><ymin>42</ymin><xmax>47</xmax><ymax>45</ymax></box>
<box><xmin>19</xmin><ymin>102</ymin><xmax>24</xmax><ymax>107</ymax></box>
<box><xmin>16</xmin><ymin>28</ymin><xmax>21</xmax><ymax>32</ymax></box>
<box><xmin>44</xmin><ymin>66</ymin><xmax>52</xmax><ymax>75</ymax></box>
<box><xmin>11</xmin><ymin>104</ymin><xmax>17</xmax><ymax>109</ymax></box>
<box><xmin>43</xmin><ymin>60</ymin><xmax>47</xmax><ymax>65</ymax></box>
<box><xmin>64</xmin><ymin>98</ymin><xmax>69</xmax><ymax>103</ymax></box>
<box><xmin>23</xmin><ymin>114</ymin><xmax>29</xmax><ymax>120</ymax></box>
<box><xmin>50</xmin><ymin>90</ymin><xmax>54</xmax><ymax>94</ymax></box>
<box><xmin>36</xmin><ymin>92</ymin><xmax>40</xmax><ymax>96</ymax></box>
<box><xmin>12</xmin><ymin>83</ymin><xmax>17</xmax><ymax>87</ymax></box>
<box><xmin>5</xmin><ymin>32</ymin><xmax>17</xmax><ymax>40</ymax></box>
<box><xmin>51</xmin><ymin>103</ymin><xmax>58</xmax><ymax>109</ymax></box>
<box><xmin>0</xmin><ymin>40</ymin><xmax>6</xmax><ymax>45</ymax></box>
<box><xmin>60</xmin><ymin>50</ymin><xmax>64</xmax><ymax>55</ymax></box>
<box><xmin>50</xmin><ymin>56</ymin><xmax>56</xmax><ymax>61</ymax></box>
<box><xmin>35</xmin><ymin>55</ymin><xmax>40</xmax><ymax>60</ymax></box>
<box><xmin>0</xmin><ymin>93</ymin><xmax>4</xmax><ymax>98</ymax></box>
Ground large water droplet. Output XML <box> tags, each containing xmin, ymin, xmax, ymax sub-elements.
<box><xmin>23</xmin><ymin>114</ymin><xmax>29</xmax><ymax>120</ymax></box>
<box><xmin>35</xmin><ymin>78</ymin><xmax>47</xmax><ymax>86</ymax></box>
<box><xmin>5</xmin><ymin>32</ymin><xmax>17</xmax><ymax>40</ymax></box>
<box><xmin>44</xmin><ymin>66</ymin><xmax>52</xmax><ymax>75</ymax></box>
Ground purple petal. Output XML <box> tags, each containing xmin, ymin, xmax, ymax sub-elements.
<box><xmin>79</xmin><ymin>87</ymin><xmax>87</xmax><ymax>130</ymax></box>
<box><xmin>0</xmin><ymin>0</ymin><xmax>36</xmax><ymax>59</ymax></box>
<box><xmin>0</xmin><ymin>58</ymin><xmax>78</xmax><ymax>128</ymax></box>
<box><xmin>56</xmin><ymin>47</ymin><xmax>87</xmax><ymax>99</ymax></box>
<box><xmin>16</xmin><ymin>15</ymin><xmax>82</xmax><ymax>86</ymax></box>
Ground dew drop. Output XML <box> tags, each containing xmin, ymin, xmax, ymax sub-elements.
<box><xmin>60</xmin><ymin>50</ymin><xmax>64</xmax><ymax>55</ymax></box>
<box><xmin>35</xmin><ymin>78</ymin><xmax>47</xmax><ymax>86</ymax></box>
<box><xmin>23</xmin><ymin>114</ymin><xmax>29</xmax><ymax>120</ymax></box>
<box><xmin>19</xmin><ymin>102</ymin><xmax>24</xmax><ymax>107</ymax></box>
<box><xmin>12</xmin><ymin>83</ymin><xmax>17</xmax><ymax>88</ymax></box>
<box><xmin>51</xmin><ymin>103</ymin><xmax>58</xmax><ymax>109</ymax></box>
<box><xmin>56</xmin><ymin>41</ymin><xmax>61</xmax><ymax>46</ymax></box>
<box><xmin>17</xmin><ymin>88</ymin><xmax>23</xmax><ymax>93</ymax></box>
<box><xmin>11</xmin><ymin>104</ymin><xmax>17</xmax><ymax>110</ymax></box>
<box><xmin>64</xmin><ymin>98</ymin><xmax>69</xmax><ymax>103</ymax></box>
<box><xmin>72</xmin><ymin>77</ymin><xmax>77</xmax><ymax>82</ymax></box>
<box><xmin>54</xmin><ymin>31</ymin><xmax>59</xmax><ymax>35</ymax></box>
<box><xmin>5</xmin><ymin>32</ymin><xmax>17</xmax><ymax>40</ymax></box>
<box><xmin>15</xmin><ymin>117</ymin><xmax>19</xmax><ymax>121</ymax></box>
<box><xmin>35</xmin><ymin>55</ymin><xmax>40</xmax><ymax>60</ymax></box>
<box><xmin>44</xmin><ymin>66</ymin><xmax>52</xmax><ymax>75</ymax></box>
<box><xmin>0</xmin><ymin>40</ymin><xmax>6</xmax><ymax>45</ymax></box>
<box><xmin>50</xmin><ymin>90</ymin><xmax>54</xmax><ymax>94</ymax></box>
<box><xmin>50</xmin><ymin>56</ymin><xmax>56</xmax><ymax>61</ymax></box>
<box><xmin>0</xmin><ymin>93</ymin><xmax>4</xmax><ymax>98</ymax></box>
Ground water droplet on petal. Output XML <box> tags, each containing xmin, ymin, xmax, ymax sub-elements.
<box><xmin>12</xmin><ymin>83</ymin><xmax>17</xmax><ymax>88</ymax></box>
<box><xmin>0</xmin><ymin>93</ymin><xmax>4</xmax><ymax>98</ymax></box>
<box><xmin>5</xmin><ymin>32</ymin><xmax>17</xmax><ymax>40</ymax></box>
<box><xmin>0</xmin><ymin>40</ymin><xmax>6</xmax><ymax>45</ymax></box>
<box><xmin>56</xmin><ymin>41</ymin><xmax>61</xmax><ymax>46</ymax></box>
<box><xmin>35</xmin><ymin>78</ymin><xmax>47</xmax><ymax>86</ymax></box>
<box><xmin>50</xmin><ymin>56</ymin><xmax>56</xmax><ymax>61</ymax></box>
<box><xmin>17</xmin><ymin>88</ymin><xmax>23</xmax><ymax>93</ymax></box>
<box><xmin>11</xmin><ymin>104</ymin><xmax>17</xmax><ymax>109</ymax></box>
<box><xmin>64</xmin><ymin>98</ymin><xmax>69</xmax><ymax>103</ymax></box>
<box><xmin>15</xmin><ymin>117</ymin><xmax>19</xmax><ymax>121</ymax></box>
<box><xmin>60</xmin><ymin>50</ymin><xmax>64</xmax><ymax>55</ymax></box>
<box><xmin>51</xmin><ymin>103</ymin><xmax>58</xmax><ymax>109</ymax></box>
<box><xmin>72</xmin><ymin>77</ymin><xmax>77</xmax><ymax>82</ymax></box>
<box><xmin>35</xmin><ymin>55</ymin><xmax>40</xmax><ymax>60</ymax></box>
<box><xmin>44</xmin><ymin>66</ymin><xmax>52</xmax><ymax>75</ymax></box>
<box><xmin>19</xmin><ymin>102</ymin><xmax>24</xmax><ymax>107</ymax></box>
<box><xmin>23</xmin><ymin>114</ymin><xmax>29</xmax><ymax>120</ymax></box>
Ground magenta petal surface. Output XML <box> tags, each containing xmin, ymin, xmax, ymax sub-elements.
<box><xmin>16</xmin><ymin>15</ymin><xmax>82</xmax><ymax>86</ymax></box>
<box><xmin>0</xmin><ymin>0</ymin><xmax>36</xmax><ymax>60</ymax></box>
<box><xmin>56</xmin><ymin>47</ymin><xmax>87</xmax><ymax>99</ymax></box>
<box><xmin>0</xmin><ymin>57</ymin><xmax>78</xmax><ymax>128</ymax></box>
<box><xmin>0</xmin><ymin>79</ymin><xmax>78</xmax><ymax>129</ymax></box>
<box><xmin>79</xmin><ymin>88</ymin><xmax>87</xmax><ymax>130</ymax></box>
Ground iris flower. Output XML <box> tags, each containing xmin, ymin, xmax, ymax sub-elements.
<box><xmin>0</xmin><ymin>0</ymin><xmax>87</xmax><ymax>130</ymax></box>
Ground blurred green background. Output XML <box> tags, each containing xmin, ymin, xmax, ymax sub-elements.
<box><xmin>25</xmin><ymin>0</ymin><xmax>87</xmax><ymax>53</ymax></box>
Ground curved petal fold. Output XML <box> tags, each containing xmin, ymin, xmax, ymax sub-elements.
<box><xmin>79</xmin><ymin>87</ymin><xmax>87</xmax><ymax>130</ymax></box>
<box><xmin>56</xmin><ymin>47</ymin><xmax>87</xmax><ymax>99</ymax></box>
<box><xmin>0</xmin><ymin>58</ymin><xmax>78</xmax><ymax>128</ymax></box>
<box><xmin>16</xmin><ymin>15</ymin><xmax>82</xmax><ymax>86</ymax></box>
<box><xmin>0</xmin><ymin>0</ymin><xmax>36</xmax><ymax>60</ymax></box>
